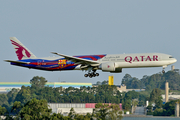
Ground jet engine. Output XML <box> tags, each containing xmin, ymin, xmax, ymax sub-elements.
<box><xmin>99</xmin><ymin>62</ymin><xmax>122</xmax><ymax>73</ymax></box>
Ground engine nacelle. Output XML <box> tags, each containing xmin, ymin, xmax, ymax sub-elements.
<box><xmin>99</xmin><ymin>62</ymin><xmax>122</xmax><ymax>73</ymax></box>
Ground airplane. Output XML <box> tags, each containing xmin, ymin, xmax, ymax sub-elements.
<box><xmin>5</xmin><ymin>37</ymin><xmax>177</xmax><ymax>78</ymax></box>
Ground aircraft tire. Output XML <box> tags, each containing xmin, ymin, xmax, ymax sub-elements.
<box><xmin>84</xmin><ymin>74</ymin><xmax>88</xmax><ymax>77</ymax></box>
<box><xmin>93</xmin><ymin>74</ymin><xmax>96</xmax><ymax>77</ymax></box>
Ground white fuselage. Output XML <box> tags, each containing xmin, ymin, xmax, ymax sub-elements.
<box><xmin>97</xmin><ymin>53</ymin><xmax>177</xmax><ymax>68</ymax></box>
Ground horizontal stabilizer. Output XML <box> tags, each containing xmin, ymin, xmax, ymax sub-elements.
<box><xmin>4</xmin><ymin>60</ymin><xmax>29</xmax><ymax>64</ymax></box>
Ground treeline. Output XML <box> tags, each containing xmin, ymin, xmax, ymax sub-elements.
<box><xmin>0</xmin><ymin>98</ymin><xmax>123</xmax><ymax>120</ymax></box>
<box><xmin>0</xmin><ymin>76</ymin><xmax>149</xmax><ymax>114</ymax></box>
<box><xmin>1</xmin><ymin>71</ymin><xmax>178</xmax><ymax>117</ymax></box>
<box><xmin>0</xmin><ymin>76</ymin><xmax>125</xmax><ymax>113</ymax></box>
<box><xmin>121</xmin><ymin>70</ymin><xmax>180</xmax><ymax>90</ymax></box>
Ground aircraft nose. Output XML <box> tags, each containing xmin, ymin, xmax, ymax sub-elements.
<box><xmin>173</xmin><ymin>58</ymin><xmax>177</xmax><ymax>63</ymax></box>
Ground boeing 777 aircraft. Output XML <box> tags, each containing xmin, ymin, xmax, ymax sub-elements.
<box><xmin>5</xmin><ymin>37</ymin><xmax>177</xmax><ymax>78</ymax></box>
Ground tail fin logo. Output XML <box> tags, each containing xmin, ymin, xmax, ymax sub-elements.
<box><xmin>11</xmin><ymin>40</ymin><xmax>31</xmax><ymax>60</ymax></box>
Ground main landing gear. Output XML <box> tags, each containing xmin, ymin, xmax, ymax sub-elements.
<box><xmin>84</xmin><ymin>71</ymin><xmax>99</xmax><ymax>78</ymax></box>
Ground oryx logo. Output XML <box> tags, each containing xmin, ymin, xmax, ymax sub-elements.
<box><xmin>11</xmin><ymin>40</ymin><xmax>31</xmax><ymax>60</ymax></box>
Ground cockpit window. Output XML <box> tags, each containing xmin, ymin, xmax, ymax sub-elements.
<box><xmin>169</xmin><ymin>56</ymin><xmax>174</xmax><ymax>58</ymax></box>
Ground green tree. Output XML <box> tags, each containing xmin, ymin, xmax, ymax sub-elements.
<box><xmin>102</xmin><ymin>80</ymin><xmax>108</xmax><ymax>85</ymax></box>
<box><xmin>149</xmin><ymin>88</ymin><xmax>163</xmax><ymax>108</ymax></box>
<box><xmin>14</xmin><ymin>86</ymin><xmax>32</xmax><ymax>104</ymax></box>
<box><xmin>4</xmin><ymin>114</ymin><xmax>14</xmax><ymax>120</ymax></box>
<box><xmin>0</xmin><ymin>106</ymin><xmax>7</xmax><ymax>115</ymax></box>
<box><xmin>84</xmin><ymin>113</ymin><xmax>93</xmax><ymax>120</ymax></box>
<box><xmin>153</xmin><ymin>100</ymin><xmax>180</xmax><ymax>116</ymax></box>
<box><xmin>68</xmin><ymin>108</ymin><xmax>76</xmax><ymax>120</ymax></box>
<box><xmin>108</xmin><ymin>104</ymin><xmax>123</xmax><ymax>120</ymax></box>
<box><xmin>138</xmin><ymin>91</ymin><xmax>149</xmax><ymax>106</ymax></box>
<box><xmin>131</xmin><ymin>77</ymin><xmax>141</xmax><ymax>89</ymax></box>
<box><xmin>93</xmin><ymin>103</ymin><xmax>110</xmax><ymax>120</ymax></box>
<box><xmin>93</xmin><ymin>103</ymin><xmax>123</xmax><ymax>120</ymax></box>
<box><xmin>162</xmin><ymin>100</ymin><xmax>179</xmax><ymax>116</ymax></box>
<box><xmin>96</xmin><ymin>81</ymin><xmax>101</xmax><ymax>85</ymax></box>
<box><xmin>125</xmin><ymin>91</ymin><xmax>139</xmax><ymax>99</ymax></box>
<box><xmin>50</xmin><ymin>113</ymin><xmax>64</xmax><ymax>120</ymax></box>
<box><xmin>145</xmin><ymin>85</ymin><xmax>151</xmax><ymax>91</ymax></box>
<box><xmin>121</xmin><ymin>74</ymin><xmax>132</xmax><ymax>88</ymax></box>
<box><xmin>74</xmin><ymin>114</ymin><xmax>91</xmax><ymax>120</ymax></box>
<box><xmin>122</xmin><ymin>99</ymin><xmax>131</xmax><ymax>110</ymax></box>
<box><xmin>11</xmin><ymin>101</ymin><xmax>22</xmax><ymax>115</ymax></box>
<box><xmin>163</xmin><ymin>71</ymin><xmax>180</xmax><ymax>90</ymax></box>
<box><xmin>0</xmin><ymin>94</ymin><xmax>9</xmax><ymax>111</ymax></box>
<box><xmin>30</xmin><ymin>76</ymin><xmax>47</xmax><ymax>88</ymax></box>
<box><xmin>19</xmin><ymin>98</ymin><xmax>52</xmax><ymax>120</ymax></box>
<box><xmin>153</xmin><ymin>108</ymin><xmax>165</xmax><ymax>116</ymax></box>
<box><xmin>140</xmin><ymin>71</ymin><xmax>180</xmax><ymax>91</ymax></box>
<box><xmin>7</xmin><ymin>88</ymin><xmax>19</xmax><ymax>105</ymax></box>
<box><xmin>121</xmin><ymin>74</ymin><xmax>142</xmax><ymax>89</ymax></box>
<box><xmin>132</xmin><ymin>99</ymin><xmax>138</xmax><ymax>107</ymax></box>
<box><xmin>147</xmin><ymin>104</ymin><xmax>153</xmax><ymax>115</ymax></box>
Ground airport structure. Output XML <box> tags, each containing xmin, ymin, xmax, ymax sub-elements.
<box><xmin>0</xmin><ymin>82</ymin><xmax>92</xmax><ymax>93</ymax></box>
<box><xmin>48</xmin><ymin>103</ymin><xmax>122</xmax><ymax>115</ymax></box>
<box><xmin>116</xmin><ymin>84</ymin><xmax>145</xmax><ymax>92</ymax></box>
<box><xmin>162</xmin><ymin>95</ymin><xmax>180</xmax><ymax>103</ymax></box>
<box><xmin>165</xmin><ymin>81</ymin><xmax>169</xmax><ymax>103</ymax></box>
<box><xmin>175</xmin><ymin>102</ymin><xmax>180</xmax><ymax>117</ymax></box>
<box><xmin>108</xmin><ymin>75</ymin><xmax>114</xmax><ymax>85</ymax></box>
<box><xmin>162</xmin><ymin>81</ymin><xmax>180</xmax><ymax>103</ymax></box>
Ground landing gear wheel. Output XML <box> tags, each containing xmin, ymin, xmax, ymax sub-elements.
<box><xmin>162</xmin><ymin>70</ymin><xmax>165</xmax><ymax>74</ymax></box>
<box><xmin>85</xmin><ymin>70</ymin><xmax>100</xmax><ymax>78</ymax></box>
<box><xmin>89</xmin><ymin>75</ymin><xmax>92</xmax><ymax>78</ymax></box>
<box><xmin>93</xmin><ymin>74</ymin><xmax>96</xmax><ymax>77</ymax></box>
<box><xmin>88</xmin><ymin>73</ymin><xmax>91</xmax><ymax>76</ymax></box>
<box><xmin>84</xmin><ymin>74</ymin><xmax>88</xmax><ymax>77</ymax></box>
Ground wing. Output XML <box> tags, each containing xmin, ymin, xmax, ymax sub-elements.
<box><xmin>4</xmin><ymin>60</ymin><xmax>30</xmax><ymax>64</ymax></box>
<box><xmin>51</xmin><ymin>52</ymin><xmax>100</xmax><ymax>66</ymax></box>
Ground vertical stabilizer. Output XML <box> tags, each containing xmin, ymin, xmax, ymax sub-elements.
<box><xmin>10</xmin><ymin>37</ymin><xmax>37</xmax><ymax>60</ymax></box>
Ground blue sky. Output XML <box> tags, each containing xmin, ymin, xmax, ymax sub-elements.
<box><xmin>1</xmin><ymin>1</ymin><xmax>180</xmax><ymax>85</ymax></box>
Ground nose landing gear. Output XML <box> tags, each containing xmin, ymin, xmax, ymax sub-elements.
<box><xmin>162</xmin><ymin>65</ymin><xmax>167</xmax><ymax>74</ymax></box>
